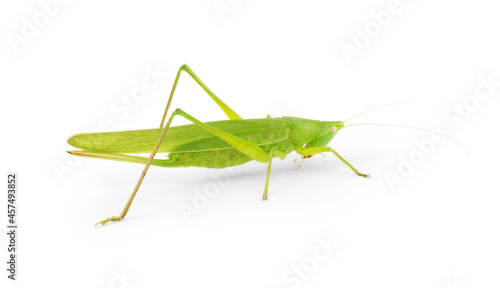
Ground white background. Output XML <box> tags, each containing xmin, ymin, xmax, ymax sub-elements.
<box><xmin>1</xmin><ymin>1</ymin><xmax>500</xmax><ymax>287</ymax></box>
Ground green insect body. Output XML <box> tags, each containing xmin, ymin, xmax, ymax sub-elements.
<box><xmin>68</xmin><ymin>64</ymin><xmax>368</xmax><ymax>226</ymax></box>
<box><xmin>68</xmin><ymin>117</ymin><xmax>341</xmax><ymax>169</ymax></box>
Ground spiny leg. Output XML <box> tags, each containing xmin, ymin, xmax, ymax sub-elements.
<box><xmin>96</xmin><ymin>65</ymin><xmax>245</xmax><ymax>226</ymax></box>
<box><xmin>96</xmin><ymin>108</ymin><xmax>270</xmax><ymax>226</ymax></box>
<box><xmin>95</xmin><ymin>110</ymin><xmax>180</xmax><ymax>227</ymax></box>
<box><xmin>294</xmin><ymin>145</ymin><xmax>370</xmax><ymax>178</ymax></box>
<box><xmin>95</xmin><ymin>64</ymin><xmax>246</xmax><ymax>226</ymax></box>
<box><xmin>159</xmin><ymin>64</ymin><xmax>242</xmax><ymax>128</ymax></box>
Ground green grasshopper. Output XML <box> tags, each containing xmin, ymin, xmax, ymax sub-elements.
<box><xmin>67</xmin><ymin>64</ymin><xmax>461</xmax><ymax>226</ymax></box>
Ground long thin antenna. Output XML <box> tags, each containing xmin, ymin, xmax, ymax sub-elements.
<box><xmin>344</xmin><ymin>102</ymin><xmax>410</xmax><ymax>123</ymax></box>
<box><xmin>341</xmin><ymin>123</ymin><xmax>470</xmax><ymax>155</ymax></box>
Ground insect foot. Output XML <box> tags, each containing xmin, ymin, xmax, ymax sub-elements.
<box><xmin>357</xmin><ymin>172</ymin><xmax>371</xmax><ymax>178</ymax></box>
<box><xmin>95</xmin><ymin>216</ymin><xmax>123</xmax><ymax>227</ymax></box>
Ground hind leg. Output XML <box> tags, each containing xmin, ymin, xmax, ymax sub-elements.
<box><xmin>95</xmin><ymin>108</ymin><xmax>270</xmax><ymax>226</ymax></box>
<box><xmin>159</xmin><ymin>64</ymin><xmax>242</xmax><ymax>128</ymax></box>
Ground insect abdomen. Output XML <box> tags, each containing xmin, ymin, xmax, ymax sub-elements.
<box><xmin>166</xmin><ymin>138</ymin><xmax>294</xmax><ymax>168</ymax></box>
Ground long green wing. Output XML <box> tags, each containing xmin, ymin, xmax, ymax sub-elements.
<box><xmin>67</xmin><ymin>118</ymin><xmax>290</xmax><ymax>153</ymax></box>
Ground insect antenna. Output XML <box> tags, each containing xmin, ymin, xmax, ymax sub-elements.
<box><xmin>344</xmin><ymin>102</ymin><xmax>410</xmax><ymax>123</ymax></box>
<box><xmin>341</xmin><ymin>123</ymin><xmax>470</xmax><ymax>155</ymax></box>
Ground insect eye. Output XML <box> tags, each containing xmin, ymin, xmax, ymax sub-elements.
<box><xmin>330</xmin><ymin>127</ymin><xmax>337</xmax><ymax>133</ymax></box>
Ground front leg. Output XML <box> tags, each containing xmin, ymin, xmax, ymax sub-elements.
<box><xmin>294</xmin><ymin>145</ymin><xmax>370</xmax><ymax>178</ymax></box>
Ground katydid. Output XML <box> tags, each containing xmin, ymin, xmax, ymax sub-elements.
<box><xmin>67</xmin><ymin>64</ymin><xmax>464</xmax><ymax>226</ymax></box>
